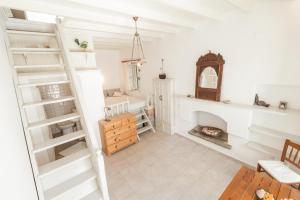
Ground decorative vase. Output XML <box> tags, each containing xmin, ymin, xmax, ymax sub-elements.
<box><xmin>159</xmin><ymin>58</ymin><xmax>167</xmax><ymax>79</ymax></box>
<box><xmin>159</xmin><ymin>73</ymin><xmax>166</xmax><ymax>79</ymax></box>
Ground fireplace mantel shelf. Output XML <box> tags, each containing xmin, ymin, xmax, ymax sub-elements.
<box><xmin>176</xmin><ymin>94</ymin><xmax>300</xmax><ymax>116</ymax></box>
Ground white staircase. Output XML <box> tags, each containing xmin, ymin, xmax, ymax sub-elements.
<box><xmin>133</xmin><ymin>108</ymin><xmax>155</xmax><ymax>140</ymax></box>
<box><xmin>2</xmin><ymin>19</ymin><xmax>108</xmax><ymax>200</ymax></box>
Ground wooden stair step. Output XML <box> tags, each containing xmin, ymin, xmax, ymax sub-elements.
<box><xmin>11</xmin><ymin>47</ymin><xmax>61</xmax><ymax>54</ymax></box>
<box><xmin>44</xmin><ymin>169</ymin><xmax>97</xmax><ymax>200</ymax></box>
<box><xmin>135</xmin><ymin>113</ymin><xmax>144</xmax><ymax>118</ymax></box>
<box><xmin>14</xmin><ymin>64</ymin><xmax>64</xmax><ymax>69</ymax></box>
<box><xmin>18</xmin><ymin>71</ymin><xmax>66</xmax><ymax>78</ymax></box>
<box><xmin>137</xmin><ymin>125</ymin><xmax>152</xmax><ymax>135</ymax></box>
<box><xmin>33</xmin><ymin>130</ymin><xmax>85</xmax><ymax>153</ymax></box>
<box><xmin>27</xmin><ymin>113</ymin><xmax>80</xmax><ymax>130</ymax></box>
<box><xmin>18</xmin><ymin>80</ymin><xmax>70</xmax><ymax>88</ymax></box>
<box><xmin>81</xmin><ymin>190</ymin><xmax>102</xmax><ymax>200</ymax></box>
<box><xmin>136</xmin><ymin>119</ymin><xmax>148</xmax><ymax>126</ymax></box>
<box><xmin>39</xmin><ymin>148</ymin><xmax>90</xmax><ymax>178</ymax></box>
<box><xmin>23</xmin><ymin>96</ymin><xmax>74</xmax><ymax>108</ymax></box>
<box><xmin>6</xmin><ymin>30</ymin><xmax>56</xmax><ymax>36</ymax></box>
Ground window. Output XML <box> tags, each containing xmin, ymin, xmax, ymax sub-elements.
<box><xmin>127</xmin><ymin>64</ymin><xmax>140</xmax><ymax>90</ymax></box>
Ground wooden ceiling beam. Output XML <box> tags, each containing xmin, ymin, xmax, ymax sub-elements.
<box><xmin>62</xmin><ymin>0</ymin><xmax>205</xmax><ymax>28</ymax></box>
<box><xmin>65</xmin><ymin>28</ymin><xmax>154</xmax><ymax>42</ymax></box>
<box><xmin>0</xmin><ymin>0</ymin><xmax>199</xmax><ymax>29</ymax></box>
<box><xmin>63</xmin><ymin>18</ymin><xmax>165</xmax><ymax>39</ymax></box>
<box><xmin>150</xmin><ymin>0</ymin><xmax>221</xmax><ymax>20</ymax></box>
<box><xmin>224</xmin><ymin>0</ymin><xmax>255</xmax><ymax>12</ymax></box>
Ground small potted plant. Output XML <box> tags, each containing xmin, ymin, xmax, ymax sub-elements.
<box><xmin>74</xmin><ymin>38</ymin><xmax>88</xmax><ymax>51</ymax></box>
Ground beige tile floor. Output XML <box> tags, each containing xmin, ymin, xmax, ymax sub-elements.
<box><xmin>104</xmin><ymin>132</ymin><xmax>242</xmax><ymax>200</ymax></box>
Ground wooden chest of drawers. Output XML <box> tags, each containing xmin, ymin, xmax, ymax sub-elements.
<box><xmin>99</xmin><ymin>112</ymin><xmax>137</xmax><ymax>156</ymax></box>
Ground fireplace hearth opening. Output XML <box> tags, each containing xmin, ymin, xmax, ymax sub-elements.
<box><xmin>188</xmin><ymin>111</ymin><xmax>231</xmax><ymax>149</ymax></box>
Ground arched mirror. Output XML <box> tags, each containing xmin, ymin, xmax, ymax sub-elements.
<box><xmin>199</xmin><ymin>66</ymin><xmax>218</xmax><ymax>89</ymax></box>
<box><xmin>195</xmin><ymin>52</ymin><xmax>225</xmax><ymax>101</ymax></box>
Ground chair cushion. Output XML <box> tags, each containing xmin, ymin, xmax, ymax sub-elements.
<box><xmin>258</xmin><ymin>160</ymin><xmax>300</xmax><ymax>184</ymax></box>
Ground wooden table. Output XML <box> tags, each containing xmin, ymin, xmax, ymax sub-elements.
<box><xmin>219</xmin><ymin>166</ymin><xmax>300</xmax><ymax>200</ymax></box>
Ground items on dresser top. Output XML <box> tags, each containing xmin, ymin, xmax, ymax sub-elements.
<box><xmin>99</xmin><ymin>112</ymin><xmax>137</xmax><ymax>156</ymax></box>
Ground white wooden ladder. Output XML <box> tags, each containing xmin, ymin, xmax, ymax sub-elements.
<box><xmin>2</xmin><ymin>19</ymin><xmax>108</xmax><ymax>200</ymax></box>
<box><xmin>134</xmin><ymin>108</ymin><xmax>156</xmax><ymax>140</ymax></box>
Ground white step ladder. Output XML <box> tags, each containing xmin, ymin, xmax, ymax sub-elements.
<box><xmin>133</xmin><ymin>108</ymin><xmax>155</xmax><ymax>140</ymax></box>
<box><xmin>2</xmin><ymin>19</ymin><xmax>108</xmax><ymax>200</ymax></box>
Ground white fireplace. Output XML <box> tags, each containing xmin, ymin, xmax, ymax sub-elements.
<box><xmin>175</xmin><ymin>94</ymin><xmax>270</xmax><ymax>166</ymax></box>
<box><xmin>196</xmin><ymin>111</ymin><xmax>227</xmax><ymax>132</ymax></box>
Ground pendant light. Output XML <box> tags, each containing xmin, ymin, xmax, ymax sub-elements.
<box><xmin>131</xmin><ymin>16</ymin><xmax>146</xmax><ymax>66</ymax></box>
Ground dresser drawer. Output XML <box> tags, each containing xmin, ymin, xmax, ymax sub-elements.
<box><xmin>106</xmin><ymin>135</ymin><xmax>121</xmax><ymax>146</ymax></box>
<box><xmin>118</xmin><ymin>135</ymin><xmax>137</xmax><ymax>149</ymax></box>
<box><xmin>106</xmin><ymin>128</ymin><xmax>136</xmax><ymax>146</ymax></box>
<box><xmin>118</xmin><ymin>130</ymin><xmax>134</xmax><ymax>141</ymax></box>
<box><xmin>102</xmin><ymin>120</ymin><xmax>122</xmax><ymax>132</ymax></box>
<box><xmin>106</xmin><ymin>135</ymin><xmax>137</xmax><ymax>154</ymax></box>
<box><xmin>106</xmin><ymin>144</ymin><xmax>119</xmax><ymax>154</ymax></box>
<box><xmin>104</xmin><ymin>128</ymin><xmax>121</xmax><ymax>139</ymax></box>
<box><xmin>122</xmin><ymin>116</ymin><xmax>136</xmax><ymax>126</ymax></box>
<box><xmin>123</xmin><ymin>123</ymin><xmax>136</xmax><ymax>131</ymax></box>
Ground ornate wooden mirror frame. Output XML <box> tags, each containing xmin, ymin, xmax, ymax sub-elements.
<box><xmin>195</xmin><ymin>51</ymin><xmax>225</xmax><ymax>101</ymax></box>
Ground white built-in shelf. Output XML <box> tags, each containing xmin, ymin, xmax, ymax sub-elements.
<box><xmin>6</xmin><ymin>30</ymin><xmax>56</xmax><ymax>37</ymax></box>
<box><xmin>18</xmin><ymin>80</ymin><xmax>70</xmax><ymax>88</ymax></box>
<box><xmin>22</xmin><ymin>96</ymin><xmax>75</xmax><ymax>108</ymax></box>
<box><xmin>246</xmin><ymin>141</ymin><xmax>281</xmax><ymax>158</ymax></box>
<box><xmin>249</xmin><ymin>124</ymin><xmax>300</xmax><ymax>141</ymax></box>
<box><xmin>33</xmin><ymin>130</ymin><xmax>85</xmax><ymax>154</ymax></box>
<box><xmin>252</xmin><ymin>105</ymin><xmax>300</xmax><ymax>116</ymax></box>
<box><xmin>44</xmin><ymin>169</ymin><xmax>96</xmax><ymax>200</ymax></box>
<box><xmin>27</xmin><ymin>112</ymin><xmax>80</xmax><ymax>130</ymax></box>
<box><xmin>14</xmin><ymin>64</ymin><xmax>64</xmax><ymax>69</ymax></box>
<box><xmin>176</xmin><ymin>94</ymin><xmax>300</xmax><ymax>116</ymax></box>
<box><xmin>11</xmin><ymin>48</ymin><xmax>60</xmax><ymax>54</ymax></box>
<box><xmin>38</xmin><ymin>149</ymin><xmax>90</xmax><ymax>178</ymax></box>
<box><xmin>69</xmin><ymin>49</ymin><xmax>95</xmax><ymax>53</ymax></box>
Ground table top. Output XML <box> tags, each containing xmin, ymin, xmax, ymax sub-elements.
<box><xmin>219</xmin><ymin>166</ymin><xmax>300</xmax><ymax>200</ymax></box>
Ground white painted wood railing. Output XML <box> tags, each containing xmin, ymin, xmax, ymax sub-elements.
<box><xmin>107</xmin><ymin>100</ymin><xmax>130</xmax><ymax>116</ymax></box>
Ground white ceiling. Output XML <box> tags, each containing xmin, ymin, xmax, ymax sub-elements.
<box><xmin>1</xmin><ymin>0</ymin><xmax>257</xmax><ymax>49</ymax></box>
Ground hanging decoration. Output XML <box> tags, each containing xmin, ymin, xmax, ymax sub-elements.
<box><xmin>130</xmin><ymin>16</ymin><xmax>146</xmax><ymax>66</ymax></box>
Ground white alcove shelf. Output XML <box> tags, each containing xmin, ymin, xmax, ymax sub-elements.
<box><xmin>69</xmin><ymin>51</ymin><xmax>96</xmax><ymax>68</ymax></box>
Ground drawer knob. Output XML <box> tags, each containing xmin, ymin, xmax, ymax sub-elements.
<box><xmin>115</xmin><ymin>145</ymin><xmax>117</xmax><ymax>148</ymax></box>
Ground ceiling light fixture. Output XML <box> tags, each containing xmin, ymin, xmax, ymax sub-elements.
<box><xmin>131</xmin><ymin>16</ymin><xmax>146</xmax><ymax>66</ymax></box>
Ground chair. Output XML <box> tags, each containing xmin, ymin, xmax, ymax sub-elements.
<box><xmin>257</xmin><ymin>139</ymin><xmax>300</xmax><ymax>188</ymax></box>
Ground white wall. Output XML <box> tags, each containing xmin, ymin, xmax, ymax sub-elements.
<box><xmin>0</xmin><ymin>19</ymin><xmax>38</xmax><ymax>200</ymax></box>
<box><xmin>121</xmin><ymin>0</ymin><xmax>300</xmax><ymax>105</ymax></box>
<box><xmin>95</xmin><ymin>49</ymin><xmax>123</xmax><ymax>90</ymax></box>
